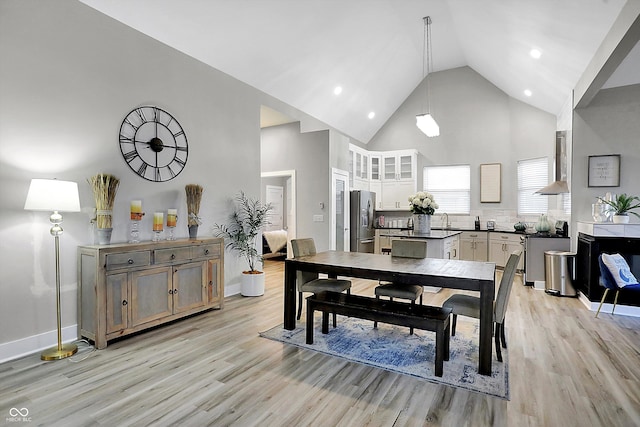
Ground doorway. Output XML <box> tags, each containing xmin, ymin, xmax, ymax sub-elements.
<box><xmin>261</xmin><ymin>170</ymin><xmax>296</xmax><ymax>256</ymax></box>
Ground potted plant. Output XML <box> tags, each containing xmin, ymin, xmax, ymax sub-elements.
<box><xmin>185</xmin><ymin>184</ymin><xmax>204</xmax><ymax>238</ymax></box>
<box><xmin>213</xmin><ymin>192</ymin><xmax>272</xmax><ymax>296</ymax></box>
<box><xmin>88</xmin><ymin>173</ymin><xmax>120</xmax><ymax>244</ymax></box>
<box><xmin>408</xmin><ymin>191</ymin><xmax>438</xmax><ymax>234</ymax></box>
<box><xmin>598</xmin><ymin>193</ymin><xmax>640</xmax><ymax>224</ymax></box>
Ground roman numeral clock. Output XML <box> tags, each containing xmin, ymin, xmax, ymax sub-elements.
<box><xmin>119</xmin><ymin>106</ymin><xmax>188</xmax><ymax>182</ymax></box>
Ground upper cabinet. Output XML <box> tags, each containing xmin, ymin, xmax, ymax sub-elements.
<box><xmin>349</xmin><ymin>145</ymin><xmax>417</xmax><ymax>210</ymax></box>
<box><xmin>383</xmin><ymin>150</ymin><xmax>417</xmax><ymax>182</ymax></box>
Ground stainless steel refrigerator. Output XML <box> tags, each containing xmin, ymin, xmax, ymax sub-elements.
<box><xmin>350</xmin><ymin>190</ymin><xmax>376</xmax><ymax>253</ymax></box>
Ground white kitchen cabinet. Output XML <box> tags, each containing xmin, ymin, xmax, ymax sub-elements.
<box><xmin>381</xmin><ymin>180</ymin><xmax>415</xmax><ymax>210</ymax></box>
<box><xmin>349</xmin><ymin>145</ymin><xmax>370</xmax><ymax>191</ymax></box>
<box><xmin>488</xmin><ymin>232</ymin><xmax>524</xmax><ymax>269</ymax></box>
<box><xmin>459</xmin><ymin>232</ymin><xmax>488</xmax><ymax>262</ymax></box>
<box><xmin>380</xmin><ymin>150</ymin><xmax>417</xmax><ymax>210</ymax></box>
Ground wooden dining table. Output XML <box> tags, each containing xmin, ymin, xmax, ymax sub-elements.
<box><xmin>284</xmin><ymin>251</ymin><xmax>497</xmax><ymax>376</ymax></box>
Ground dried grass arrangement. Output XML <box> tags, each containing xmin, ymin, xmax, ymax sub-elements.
<box><xmin>185</xmin><ymin>184</ymin><xmax>204</xmax><ymax>226</ymax></box>
<box><xmin>88</xmin><ymin>173</ymin><xmax>120</xmax><ymax>229</ymax></box>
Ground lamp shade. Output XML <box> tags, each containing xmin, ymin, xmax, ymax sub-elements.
<box><xmin>24</xmin><ymin>179</ymin><xmax>81</xmax><ymax>212</ymax></box>
<box><xmin>416</xmin><ymin>113</ymin><xmax>440</xmax><ymax>137</ymax></box>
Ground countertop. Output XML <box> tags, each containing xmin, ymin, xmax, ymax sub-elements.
<box><xmin>377</xmin><ymin>230</ymin><xmax>462</xmax><ymax>239</ymax></box>
<box><xmin>375</xmin><ymin>226</ymin><xmax>531</xmax><ymax>235</ymax></box>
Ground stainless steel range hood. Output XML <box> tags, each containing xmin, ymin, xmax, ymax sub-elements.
<box><xmin>536</xmin><ymin>131</ymin><xmax>569</xmax><ymax>195</ymax></box>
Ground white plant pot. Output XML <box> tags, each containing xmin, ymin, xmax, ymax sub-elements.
<box><xmin>241</xmin><ymin>271</ymin><xmax>265</xmax><ymax>296</ymax></box>
<box><xmin>612</xmin><ymin>214</ymin><xmax>629</xmax><ymax>224</ymax></box>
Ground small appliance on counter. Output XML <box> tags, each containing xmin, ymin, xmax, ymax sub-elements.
<box><xmin>486</xmin><ymin>220</ymin><xmax>495</xmax><ymax>231</ymax></box>
<box><xmin>555</xmin><ymin>220</ymin><xmax>568</xmax><ymax>237</ymax></box>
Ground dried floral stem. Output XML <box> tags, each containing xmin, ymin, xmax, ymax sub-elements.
<box><xmin>88</xmin><ymin>173</ymin><xmax>120</xmax><ymax>228</ymax></box>
<box><xmin>185</xmin><ymin>184</ymin><xmax>203</xmax><ymax>225</ymax></box>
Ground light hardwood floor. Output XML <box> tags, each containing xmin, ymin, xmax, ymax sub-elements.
<box><xmin>1</xmin><ymin>259</ymin><xmax>639</xmax><ymax>426</ymax></box>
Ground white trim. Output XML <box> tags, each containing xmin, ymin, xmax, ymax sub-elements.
<box><xmin>578</xmin><ymin>291</ymin><xmax>640</xmax><ymax>318</ymax></box>
<box><xmin>0</xmin><ymin>325</ymin><xmax>79</xmax><ymax>364</ymax></box>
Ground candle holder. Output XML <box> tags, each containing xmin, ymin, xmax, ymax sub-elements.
<box><xmin>129</xmin><ymin>209</ymin><xmax>144</xmax><ymax>243</ymax></box>
<box><xmin>166</xmin><ymin>209</ymin><xmax>177</xmax><ymax>241</ymax></box>
<box><xmin>129</xmin><ymin>219</ymin><xmax>141</xmax><ymax>243</ymax></box>
<box><xmin>152</xmin><ymin>212</ymin><xmax>164</xmax><ymax>242</ymax></box>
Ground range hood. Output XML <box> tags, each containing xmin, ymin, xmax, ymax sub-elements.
<box><xmin>536</xmin><ymin>131</ymin><xmax>569</xmax><ymax>195</ymax></box>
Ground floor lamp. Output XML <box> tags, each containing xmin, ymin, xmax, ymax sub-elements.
<box><xmin>24</xmin><ymin>178</ymin><xmax>81</xmax><ymax>360</ymax></box>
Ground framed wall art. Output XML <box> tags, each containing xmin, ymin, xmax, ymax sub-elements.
<box><xmin>480</xmin><ymin>163</ymin><xmax>501</xmax><ymax>202</ymax></box>
<box><xmin>588</xmin><ymin>154</ymin><xmax>620</xmax><ymax>187</ymax></box>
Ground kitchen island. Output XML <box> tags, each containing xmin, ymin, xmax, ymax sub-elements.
<box><xmin>376</xmin><ymin>229</ymin><xmax>462</xmax><ymax>259</ymax></box>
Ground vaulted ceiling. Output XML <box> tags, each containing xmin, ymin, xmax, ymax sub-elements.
<box><xmin>80</xmin><ymin>0</ymin><xmax>633</xmax><ymax>143</ymax></box>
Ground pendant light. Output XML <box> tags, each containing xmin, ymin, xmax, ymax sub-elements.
<box><xmin>416</xmin><ymin>16</ymin><xmax>440</xmax><ymax>137</ymax></box>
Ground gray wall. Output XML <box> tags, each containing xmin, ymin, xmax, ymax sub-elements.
<box><xmin>572</xmin><ymin>84</ymin><xmax>640</xmax><ymax>226</ymax></box>
<box><xmin>0</xmin><ymin>0</ymin><xmax>336</xmax><ymax>356</ymax></box>
<box><xmin>367</xmin><ymin>66</ymin><xmax>557</xmax><ymax>213</ymax></box>
<box><xmin>261</xmin><ymin>123</ymin><xmax>331</xmax><ymax>250</ymax></box>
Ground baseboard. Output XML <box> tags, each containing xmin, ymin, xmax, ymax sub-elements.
<box><xmin>0</xmin><ymin>325</ymin><xmax>79</xmax><ymax>364</ymax></box>
<box><xmin>578</xmin><ymin>292</ymin><xmax>640</xmax><ymax>318</ymax></box>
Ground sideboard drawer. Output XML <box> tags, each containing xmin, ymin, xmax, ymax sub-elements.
<box><xmin>105</xmin><ymin>251</ymin><xmax>151</xmax><ymax>270</ymax></box>
<box><xmin>193</xmin><ymin>244</ymin><xmax>221</xmax><ymax>259</ymax></box>
<box><xmin>155</xmin><ymin>246</ymin><xmax>192</xmax><ymax>263</ymax></box>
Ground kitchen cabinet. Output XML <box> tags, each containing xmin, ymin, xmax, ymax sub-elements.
<box><xmin>381</xmin><ymin>150</ymin><xmax>417</xmax><ymax>210</ymax></box>
<box><xmin>488</xmin><ymin>232</ymin><xmax>524</xmax><ymax>269</ymax></box>
<box><xmin>79</xmin><ymin>238</ymin><xmax>224</xmax><ymax>349</ymax></box>
<box><xmin>459</xmin><ymin>232</ymin><xmax>488</xmax><ymax>262</ymax></box>
<box><xmin>443</xmin><ymin>234</ymin><xmax>460</xmax><ymax>259</ymax></box>
<box><xmin>349</xmin><ymin>145</ymin><xmax>370</xmax><ymax>191</ymax></box>
<box><xmin>369</xmin><ymin>155</ymin><xmax>382</xmax><ymax>209</ymax></box>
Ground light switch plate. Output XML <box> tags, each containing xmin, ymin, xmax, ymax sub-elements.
<box><xmin>313</xmin><ymin>215</ymin><xmax>324</xmax><ymax>222</ymax></box>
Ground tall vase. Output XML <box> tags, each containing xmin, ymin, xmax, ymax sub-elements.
<box><xmin>415</xmin><ymin>214</ymin><xmax>431</xmax><ymax>234</ymax></box>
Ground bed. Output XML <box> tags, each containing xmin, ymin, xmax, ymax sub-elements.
<box><xmin>263</xmin><ymin>229</ymin><xmax>288</xmax><ymax>259</ymax></box>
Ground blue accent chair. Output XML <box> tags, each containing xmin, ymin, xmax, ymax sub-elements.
<box><xmin>596</xmin><ymin>254</ymin><xmax>640</xmax><ymax>318</ymax></box>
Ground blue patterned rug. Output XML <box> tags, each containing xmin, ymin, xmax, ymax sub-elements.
<box><xmin>260</xmin><ymin>316</ymin><xmax>509</xmax><ymax>399</ymax></box>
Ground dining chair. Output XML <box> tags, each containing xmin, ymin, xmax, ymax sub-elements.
<box><xmin>374</xmin><ymin>239</ymin><xmax>427</xmax><ymax>334</ymax></box>
<box><xmin>595</xmin><ymin>253</ymin><xmax>640</xmax><ymax>318</ymax></box>
<box><xmin>291</xmin><ymin>238</ymin><xmax>352</xmax><ymax>327</ymax></box>
<box><xmin>442</xmin><ymin>249</ymin><xmax>522</xmax><ymax>362</ymax></box>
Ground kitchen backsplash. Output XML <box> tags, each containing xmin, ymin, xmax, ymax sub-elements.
<box><xmin>375</xmin><ymin>209</ymin><xmax>570</xmax><ymax>231</ymax></box>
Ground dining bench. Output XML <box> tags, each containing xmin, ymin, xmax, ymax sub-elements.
<box><xmin>305</xmin><ymin>291</ymin><xmax>452</xmax><ymax>377</ymax></box>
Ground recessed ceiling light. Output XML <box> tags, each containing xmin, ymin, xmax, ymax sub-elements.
<box><xmin>530</xmin><ymin>49</ymin><xmax>541</xmax><ymax>59</ymax></box>
<box><xmin>524</xmin><ymin>89</ymin><xmax>532</xmax><ymax>97</ymax></box>
<box><xmin>334</xmin><ymin>86</ymin><xmax>343</xmax><ymax>95</ymax></box>
<box><xmin>368</xmin><ymin>112</ymin><xmax>375</xmax><ymax>119</ymax></box>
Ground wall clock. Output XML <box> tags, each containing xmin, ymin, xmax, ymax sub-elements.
<box><xmin>119</xmin><ymin>106</ymin><xmax>188</xmax><ymax>182</ymax></box>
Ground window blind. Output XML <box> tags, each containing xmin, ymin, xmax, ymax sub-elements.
<box><xmin>517</xmin><ymin>157</ymin><xmax>548</xmax><ymax>215</ymax></box>
<box><xmin>423</xmin><ymin>165</ymin><xmax>470</xmax><ymax>214</ymax></box>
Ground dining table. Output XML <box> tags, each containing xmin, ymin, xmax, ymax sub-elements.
<box><xmin>284</xmin><ymin>251</ymin><xmax>497</xmax><ymax>376</ymax></box>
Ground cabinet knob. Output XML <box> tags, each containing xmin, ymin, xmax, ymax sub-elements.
<box><xmin>122</xmin><ymin>300</ymin><xmax>128</xmax><ymax>306</ymax></box>
<box><xmin>171</xmin><ymin>254</ymin><xmax>176</xmax><ymax>260</ymax></box>
<box><xmin>128</xmin><ymin>259</ymin><xmax>134</xmax><ymax>264</ymax></box>
<box><xmin>209</xmin><ymin>281</ymin><xmax>213</xmax><ymax>286</ymax></box>
<box><xmin>169</xmin><ymin>289</ymin><xmax>174</xmax><ymax>295</ymax></box>
<box><xmin>173</xmin><ymin>288</ymin><xmax>178</xmax><ymax>294</ymax></box>
<box><xmin>204</xmin><ymin>249</ymin><xmax>209</xmax><ymax>255</ymax></box>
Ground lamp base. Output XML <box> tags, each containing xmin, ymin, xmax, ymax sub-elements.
<box><xmin>41</xmin><ymin>343</ymin><xmax>78</xmax><ymax>361</ymax></box>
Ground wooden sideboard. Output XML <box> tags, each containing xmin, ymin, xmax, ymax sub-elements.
<box><xmin>78</xmin><ymin>237</ymin><xmax>224</xmax><ymax>349</ymax></box>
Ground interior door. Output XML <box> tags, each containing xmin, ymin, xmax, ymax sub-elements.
<box><xmin>265</xmin><ymin>185</ymin><xmax>284</xmax><ymax>231</ymax></box>
<box><xmin>331</xmin><ymin>168</ymin><xmax>350</xmax><ymax>251</ymax></box>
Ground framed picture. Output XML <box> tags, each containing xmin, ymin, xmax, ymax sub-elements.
<box><xmin>588</xmin><ymin>154</ymin><xmax>620</xmax><ymax>187</ymax></box>
<box><xmin>480</xmin><ymin>163</ymin><xmax>501</xmax><ymax>202</ymax></box>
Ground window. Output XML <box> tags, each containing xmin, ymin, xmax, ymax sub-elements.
<box><xmin>423</xmin><ymin>165</ymin><xmax>470</xmax><ymax>214</ymax></box>
<box><xmin>517</xmin><ymin>157</ymin><xmax>548</xmax><ymax>215</ymax></box>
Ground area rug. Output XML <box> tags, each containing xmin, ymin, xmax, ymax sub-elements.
<box><xmin>260</xmin><ymin>316</ymin><xmax>509</xmax><ymax>400</ymax></box>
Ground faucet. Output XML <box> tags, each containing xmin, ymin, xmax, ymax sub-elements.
<box><xmin>441</xmin><ymin>213</ymin><xmax>450</xmax><ymax>229</ymax></box>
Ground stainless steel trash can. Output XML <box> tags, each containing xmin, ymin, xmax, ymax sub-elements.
<box><xmin>544</xmin><ymin>250</ymin><xmax>578</xmax><ymax>297</ymax></box>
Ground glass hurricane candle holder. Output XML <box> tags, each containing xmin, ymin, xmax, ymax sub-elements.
<box><xmin>166</xmin><ymin>209</ymin><xmax>177</xmax><ymax>240</ymax></box>
<box><xmin>152</xmin><ymin>212</ymin><xmax>164</xmax><ymax>242</ymax></box>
